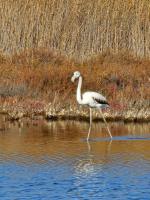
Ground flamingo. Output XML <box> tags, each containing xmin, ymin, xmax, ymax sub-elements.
<box><xmin>71</xmin><ymin>71</ymin><xmax>112</xmax><ymax>141</ymax></box>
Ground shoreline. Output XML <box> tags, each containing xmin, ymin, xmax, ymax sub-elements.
<box><xmin>0</xmin><ymin>105</ymin><xmax>149</xmax><ymax>123</ymax></box>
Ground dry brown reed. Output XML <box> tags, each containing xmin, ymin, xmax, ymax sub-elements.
<box><xmin>0</xmin><ymin>0</ymin><xmax>150</xmax><ymax>120</ymax></box>
<box><xmin>1</xmin><ymin>0</ymin><xmax>150</xmax><ymax>61</ymax></box>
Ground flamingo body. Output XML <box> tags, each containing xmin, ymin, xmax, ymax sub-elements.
<box><xmin>81</xmin><ymin>91</ymin><xmax>109</xmax><ymax>108</ymax></box>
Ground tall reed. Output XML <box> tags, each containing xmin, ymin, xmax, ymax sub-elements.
<box><xmin>1</xmin><ymin>0</ymin><xmax>150</xmax><ymax>61</ymax></box>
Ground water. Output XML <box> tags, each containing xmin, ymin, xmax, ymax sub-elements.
<box><xmin>0</xmin><ymin>116</ymin><xmax>150</xmax><ymax>200</ymax></box>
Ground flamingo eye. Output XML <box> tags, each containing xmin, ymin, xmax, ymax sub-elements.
<box><xmin>73</xmin><ymin>71</ymin><xmax>80</xmax><ymax>78</ymax></box>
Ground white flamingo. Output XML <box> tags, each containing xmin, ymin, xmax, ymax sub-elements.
<box><xmin>71</xmin><ymin>71</ymin><xmax>112</xmax><ymax>141</ymax></box>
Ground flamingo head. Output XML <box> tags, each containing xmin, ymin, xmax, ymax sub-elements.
<box><xmin>71</xmin><ymin>71</ymin><xmax>81</xmax><ymax>82</ymax></box>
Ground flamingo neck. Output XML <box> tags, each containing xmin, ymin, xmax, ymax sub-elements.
<box><xmin>76</xmin><ymin>76</ymin><xmax>83</xmax><ymax>104</ymax></box>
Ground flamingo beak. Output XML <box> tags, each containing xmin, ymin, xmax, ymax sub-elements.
<box><xmin>71</xmin><ymin>76</ymin><xmax>75</xmax><ymax>82</ymax></box>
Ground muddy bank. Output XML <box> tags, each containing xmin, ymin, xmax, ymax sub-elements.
<box><xmin>0</xmin><ymin>102</ymin><xmax>149</xmax><ymax>123</ymax></box>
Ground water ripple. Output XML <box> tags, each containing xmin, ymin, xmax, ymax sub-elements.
<box><xmin>0</xmin><ymin>120</ymin><xmax>150</xmax><ymax>199</ymax></box>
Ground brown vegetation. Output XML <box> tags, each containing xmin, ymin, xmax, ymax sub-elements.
<box><xmin>0</xmin><ymin>1</ymin><xmax>150</xmax><ymax>121</ymax></box>
<box><xmin>0</xmin><ymin>49</ymin><xmax>149</xmax><ymax>121</ymax></box>
<box><xmin>1</xmin><ymin>0</ymin><xmax>150</xmax><ymax>61</ymax></box>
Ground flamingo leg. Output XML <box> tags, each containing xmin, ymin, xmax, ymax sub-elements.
<box><xmin>99</xmin><ymin>109</ymin><xmax>112</xmax><ymax>139</ymax></box>
<box><xmin>87</xmin><ymin>108</ymin><xmax>92</xmax><ymax>141</ymax></box>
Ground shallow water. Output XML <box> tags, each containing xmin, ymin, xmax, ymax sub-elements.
<box><xmin>0</xmin><ymin>116</ymin><xmax>150</xmax><ymax>200</ymax></box>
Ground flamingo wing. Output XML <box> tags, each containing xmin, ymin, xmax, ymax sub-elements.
<box><xmin>93</xmin><ymin>97</ymin><xmax>109</xmax><ymax>105</ymax></box>
<box><xmin>82</xmin><ymin>91</ymin><xmax>109</xmax><ymax>106</ymax></box>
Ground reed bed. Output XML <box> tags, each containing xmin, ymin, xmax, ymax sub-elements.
<box><xmin>1</xmin><ymin>0</ymin><xmax>150</xmax><ymax>61</ymax></box>
<box><xmin>0</xmin><ymin>1</ymin><xmax>150</xmax><ymax>121</ymax></box>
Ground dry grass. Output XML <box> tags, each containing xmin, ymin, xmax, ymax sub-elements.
<box><xmin>0</xmin><ymin>1</ymin><xmax>149</xmax><ymax>121</ymax></box>
<box><xmin>0</xmin><ymin>49</ymin><xmax>149</xmax><ymax>121</ymax></box>
<box><xmin>1</xmin><ymin>0</ymin><xmax>150</xmax><ymax>61</ymax></box>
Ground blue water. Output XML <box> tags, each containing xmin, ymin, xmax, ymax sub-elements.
<box><xmin>0</xmin><ymin>120</ymin><xmax>150</xmax><ymax>200</ymax></box>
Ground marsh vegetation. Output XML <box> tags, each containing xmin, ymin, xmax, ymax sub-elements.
<box><xmin>0</xmin><ymin>0</ymin><xmax>149</xmax><ymax>121</ymax></box>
